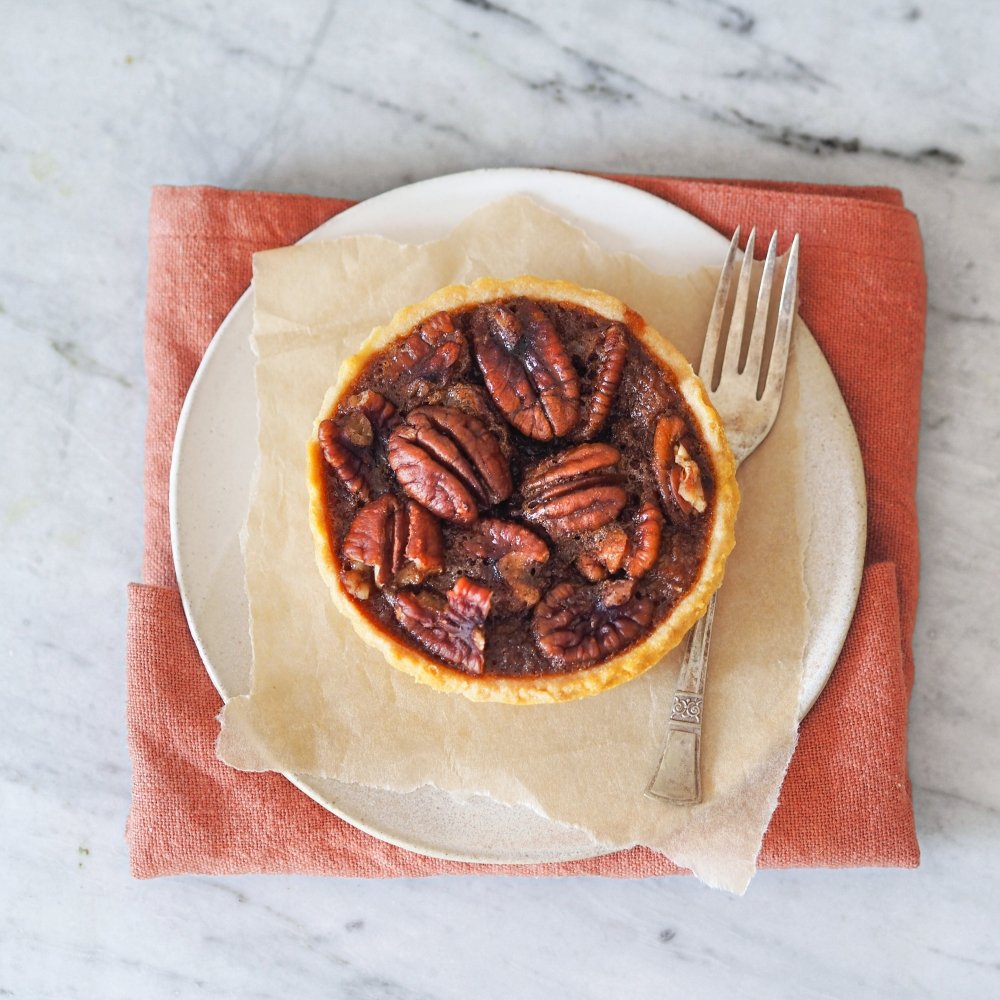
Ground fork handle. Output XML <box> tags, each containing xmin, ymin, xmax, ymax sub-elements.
<box><xmin>645</xmin><ymin>592</ymin><xmax>717</xmax><ymax>803</ymax></box>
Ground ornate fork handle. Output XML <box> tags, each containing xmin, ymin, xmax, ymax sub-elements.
<box><xmin>646</xmin><ymin>593</ymin><xmax>717</xmax><ymax>803</ymax></box>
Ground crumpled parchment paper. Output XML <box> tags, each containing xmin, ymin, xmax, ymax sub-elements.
<box><xmin>217</xmin><ymin>196</ymin><xmax>808</xmax><ymax>893</ymax></box>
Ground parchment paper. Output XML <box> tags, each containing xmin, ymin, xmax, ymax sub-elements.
<box><xmin>217</xmin><ymin>196</ymin><xmax>808</xmax><ymax>893</ymax></box>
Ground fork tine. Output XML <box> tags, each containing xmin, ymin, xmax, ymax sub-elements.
<box><xmin>742</xmin><ymin>230</ymin><xmax>779</xmax><ymax>386</ymax></box>
<box><xmin>720</xmin><ymin>228</ymin><xmax>757</xmax><ymax>382</ymax></box>
<box><xmin>759</xmin><ymin>234</ymin><xmax>800</xmax><ymax>404</ymax></box>
<box><xmin>698</xmin><ymin>227</ymin><xmax>741</xmax><ymax>383</ymax></box>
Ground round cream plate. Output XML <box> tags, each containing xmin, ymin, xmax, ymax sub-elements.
<box><xmin>170</xmin><ymin>168</ymin><xmax>866</xmax><ymax>864</ymax></box>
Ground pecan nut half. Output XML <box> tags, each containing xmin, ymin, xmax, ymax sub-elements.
<box><xmin>319</xmin><ymin>419</ymin><xmax>371</xmax><ymax>502</ymax></box>
<box><xmin>381</xmin><ymin>311</ymin><xmax>469</xmax><ymax>401</ymax></box>
<box><xmin>393</xmin><ymin>577</ymin><xmax>493</xmax><ymax>674</ymax></box>
<box><xmin>453</xmin><ymin>518</ymin><xmax>550</xmax><ymax>608</ymax></box>
<box><xmin>339</xmin><ymin>389</ymin><xmax>400</xmax><ymax>446</ymax></box>
<box><xmin>672</xmin><ymin>443</ymin><xmax>707</xmax><ymax>514</ymax></box>
<box><xmin>532</xmin><ymin>579</ymin><xmax>655</xmax><ymax>668</ymax></box>
<box><xmin>319</xmin><ymin>391</ymin><xmax>400</xmax><ymax>502</ymax></box>
<box><xmin>388</xmin><ymin>405</ymin><xmax>513</xmax><ymax>524</ymax></box>
<box><xmin>573</xmin><ymin>323</ymin><xmax>628</xmax><ymax>441</ymax></box>
<box><xmin>472</xmin><ymin>301</ymin><xmax>580</xmax><ymax>440</ymax></box>
<box><xmin>653</xmin><ymin>415</ymin><xmax>707</xmax><ymax>519</ymax></box>
<box><xmin>575</xmin><ymin>525</ymin><xmax>629</xmax><ymax>582</ymax></box>
<box><xmin>446</xmin><ymin>576</ymin><xmax>493</xmax><ymax>627</ymax></box>
<box><xmin>341</xmin><ymin>495</ymin><xmax>444</xmax><ymax>595</ymax></box>
<box><xmin>521</xmin><ymin>442</ymin><xmax>627</xmax><ymax>536</ymax></box>
<box><xmin>623</xmin><ymin>500</ymin><xmax>664</xmax><ymax>579</ymax></box>
<box><xmin>575</xmin><ymin>499</ymin><xmax>664</xmax><ymax>581</ymax></box>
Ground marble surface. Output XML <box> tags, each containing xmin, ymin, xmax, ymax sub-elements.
<box><xmin>2</xmin><ymin>0</ymin><xmax>999</xmax><ymax>996</ymax></box>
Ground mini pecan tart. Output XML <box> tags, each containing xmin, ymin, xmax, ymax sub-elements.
<box><xmin>307</xmin><ymin>276</ymin><xmax>739</xmax><ymax>704</ymax></box>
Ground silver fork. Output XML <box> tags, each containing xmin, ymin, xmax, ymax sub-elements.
<box><xmin>646</xmin><ymin>226</ymin><xmax>800</xmax><ymax>804</ymax></box>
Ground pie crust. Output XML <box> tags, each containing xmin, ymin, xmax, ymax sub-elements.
<box><xmin>307</xmin><ymin>276</ymin><xmax>738</xmax><ymax>704</ymax></box>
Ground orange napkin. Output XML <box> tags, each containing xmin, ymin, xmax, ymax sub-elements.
<box><xmin>126</xmin><ymin>177</ymin><xmax>922</xmax><ymax>878</ymax></box>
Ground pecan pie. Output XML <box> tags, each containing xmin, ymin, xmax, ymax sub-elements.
<box><xmin>307</xmin><ymin>277</ymin><xmax>738</xmax><ymax>703</ymax></box>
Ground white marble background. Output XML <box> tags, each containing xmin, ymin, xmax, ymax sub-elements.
<box><xmin>2</xmin><ymin>0</ymin><xmax>998</xmax><ymax>996</ymax></box>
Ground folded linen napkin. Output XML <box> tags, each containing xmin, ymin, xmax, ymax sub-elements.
<box><xmin>126</xmin><ymin>176</ymin><xmax>922</xmax><ymax>878</ymax></box>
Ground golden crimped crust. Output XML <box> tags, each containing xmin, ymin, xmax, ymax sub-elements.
<box><xmin>307</xmin><ymin>276</ymin><xmax>739</xmax><ymax>704</ymax></box>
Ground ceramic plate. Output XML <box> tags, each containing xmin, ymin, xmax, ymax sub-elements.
<box><xmin>170</xmin><ymin>168</ymin><xmax>866</xmax><ymax>863</ymax></box>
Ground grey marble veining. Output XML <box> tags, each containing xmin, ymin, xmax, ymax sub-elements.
<box><xmin>2</xmin><ymin>0</ymin><xmax>999</xmax><ymax>997</ymax></box>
